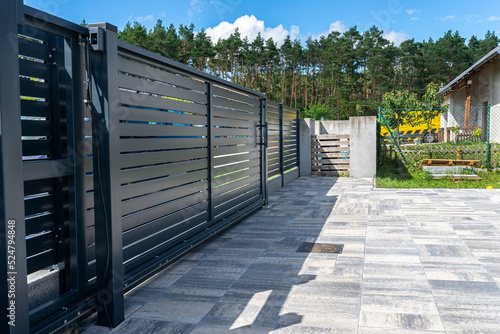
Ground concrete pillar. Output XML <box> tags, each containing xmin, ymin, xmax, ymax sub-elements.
<box><xmin>349</xmin><ymin>116</ymin><xmax>377</xmax><ymax>178</ymax></box>
<box><xmin>300</xmin><ymin>119</ymin><xmax>312</xmax><ymax>176</ymax></box>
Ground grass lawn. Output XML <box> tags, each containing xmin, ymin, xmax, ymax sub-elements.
<box><xmin>376</xmin><ymin>159</ymin><xmax>500</xmax><ymax>189</ymax></box>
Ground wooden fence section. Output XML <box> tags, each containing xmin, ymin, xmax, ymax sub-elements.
<box><xmin>311</xmin><ymin>135</ymin><xmax>350</xmax><ymax>176</ymax></box>
<box><xmin>380</xmin><ymin>143</ymin><xmax>500</xmax><ymax>167</ymax></box>
<box><xmin>454</xmin><ymin>132</ymin><xmax>482</xmax><ymax>143</ymax></box>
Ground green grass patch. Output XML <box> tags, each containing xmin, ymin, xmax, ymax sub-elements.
<box><xmin>376</xmin><ymin>158</ymin><xmax>500</xmax><ymax>189</ymax></box>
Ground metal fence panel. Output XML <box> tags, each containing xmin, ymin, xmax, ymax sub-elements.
<box><xmin>1</xmin><ymin>4</ymin><xmax>302</xmax><ymax>332</ymax></box>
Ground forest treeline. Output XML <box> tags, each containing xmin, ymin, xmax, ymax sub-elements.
<box><xmin>115</xmin><ymin>20</ymin><xmax>499</xmax><ymax>120</ymax></box>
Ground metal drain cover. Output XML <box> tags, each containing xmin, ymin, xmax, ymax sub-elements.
<box><xmin>297</xmin><ymin>242</ymin><xmax>343</xmax><ymax>254</ymax></box>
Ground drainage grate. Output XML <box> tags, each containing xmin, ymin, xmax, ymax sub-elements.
<box><xmin>296</xmin><ymin>242</ymin><xmax>343</xmax><ymax>254</ymax></box>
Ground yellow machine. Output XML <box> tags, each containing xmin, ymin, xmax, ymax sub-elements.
<box><xmin>380</xmin><ymin>114</ymin><xmax>441</xmax><ymax>143</ymax></box>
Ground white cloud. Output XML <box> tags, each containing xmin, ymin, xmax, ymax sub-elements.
<box><xmin>440</xmin><ymin>15</ymin><xmax>457</xmax><ymax>21</ymax></box>
<box><xmin>311</xmin><ymin>21</ymin><xmax>348</xmax><ymax>40</ymax></box>
<box><xmin>137</xmin><ymin>14</ymin><xmax>155</xmax><ymax>23</ymax></box>
<box><xmin>487</xmin><ymin>16</ymin><xmax>500</xmax><ymax>21</ymax></box>
<box><xmin>205</xmin><ymin>15</ymin><xmax>291</xmax><ymax>46</ymax></box>
<box><xmin>410</xmin><ymin>17</ymin><xmax>419</xmax><ymax>21</ymax></box>
<box><xmin>383</xmin><ymin>31</ymin><xmax>410</xmax><ymax>46</ymax></box>
<box><xmin>290</xmin><ymin>25</ymin><xmax>301</xmax><ymax>40</ymax></box>
<box><xmin>405</xmin><ymin>9</ymin><xmax>421</xmax><ymax>15</ymax></box>
<box><xmin>188</xmin><ymin>0</ymin><xmax>205</xmax><ymax>21</ymax></box>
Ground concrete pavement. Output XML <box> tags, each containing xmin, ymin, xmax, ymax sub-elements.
<box><xmin>82</xmin><ymin>176</ymin><xmax>500</xmax><ymax>334</ymax></box>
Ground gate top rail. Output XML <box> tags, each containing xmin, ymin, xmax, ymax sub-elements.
<box><xmin>23</xmin><ymin>5</ymin><xmax>89</xmax><ymax>36</ymax></box>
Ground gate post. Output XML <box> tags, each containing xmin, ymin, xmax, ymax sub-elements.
<box><xmin>296</xmin><ymin>109</ymin><xmax>300</xmax><ymax>174</ymax></box>
<box><xmin>0</xmin><ymin>1</ymin><xmax>30</xmax><ymax>333</ymax></box>
<box><xmin>88</xmin><ymin>22</ymin><xmax>124</xmax><ymax>328</ymax></box>
<box><xmin>279</xmin><ymin>103</ymin><xmax>284</xmax><ymax>187</ymax></box>
<box><xmin>260</xmin><ymin>97</ymin><xmax>268</xmax><ymax>206</ymax></box>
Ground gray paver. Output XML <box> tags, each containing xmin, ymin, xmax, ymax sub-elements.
<box><xmin>81</xmin><ymin>177</ymin><xmax>500</xmax><ymax>334</ymax></box>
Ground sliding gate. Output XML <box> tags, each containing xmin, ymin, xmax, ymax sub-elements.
<box><xmin>1</xmin><ymin>5</ymin><xmax>267</xmax><ymax>333</ymax></box>
<box><xmin>88</xmin><ymin>24</ymin><xmax>268</xmax><ymax>327</ymax></box>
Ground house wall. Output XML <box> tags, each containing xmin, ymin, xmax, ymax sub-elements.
<box><xmin>441</xmin><ymin>60</ymin><xmax>500</xmax><ymax>143</ymax></box>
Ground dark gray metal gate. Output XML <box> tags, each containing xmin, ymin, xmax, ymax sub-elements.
<box><xmin>1</xmin><ymin>3</ymin><xmax>96</xmax><ymax>334</ymax></box>
<box><xmin>0</xmin><ymin>2</ymin><xmax>303</xmax><ymax>333</ymax></box>
<box><xmin>88</xmin><ymin>23</ymin><xmax>267</xmax><ymax>328</ymax></box>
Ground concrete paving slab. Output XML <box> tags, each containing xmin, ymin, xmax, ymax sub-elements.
<box><xmin>81</xmin><ymin>176</ymin><xmax>500</xmax><ymax>334</ymax></box>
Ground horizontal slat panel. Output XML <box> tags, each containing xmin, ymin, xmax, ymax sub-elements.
<box><xmin>18</xmin><ymin>26</ymin><xmax>49</xmax><ymax>42</ymax></box>
<box><xmin>122</xmin><ymin>192</ymin><xmax>208</xmax><ymax>234</ymax></box>
<box><xmin>267</xmin><ymin>163</ymin><xmax>279</xmax><ymax>172</ymax></box>
<box><xmin>121</xmin><ymin>147</ymin><xmax>207</xmax><ymax>168</ymax></box>
<box><xmin>212</xmin><ymin>86</ymin><xmax>260</xmax><ymax>106</ymax></box>
<box><xmin>213</xmin><ymin>127</ymin><xmax>258</xmax><ymax>137</ymax></box>
<box><xmin>215</xmin><ymin>193</ymin><xmax>261</xmax><ymax>220</ymax></box>
<box><xmin>121</xmin><ymin>159</ymin><xmax>207</xmax><ymax>184</ymax></box>
<box><xmin>121</xmin><ymin>137</ymin><xmax>207</xmax><ymax>152</ymax></box>
<box><xmin>122</xmin><ymin>180</ymin><xmax>208</xmax><ymax>216</ymax></box>
<box><xmin>213</xmin><ymin>151</ymin><xmax>260</xmax><ymax>167</ymax></box>
<box><xmin>118</xmin><ymin>106</ymin><xmax>207</xmax><ymax>125</ymax></box>
<box><xmin>118</xmin><ymin>57</ymin><xmax>207</xmax><ymax>92</ymax></box>
<box><xmin>121</xmin><ymin>170</ymin><xmax>207</xmax><ymax>200</ymax></box>
<box><xmin>18</xmin><ymin>38</ymin><xmax>48</xmax><ymax>61</ymax></box>
<box><xmin>214</xmin><ymin>181</ymin><xmax>260</xmax><ymax>207</ymax></box>
<box><xmin>312</xmin><ymin>141</ymin><xmax>350</xmax><ymax>147</ymax></box>
<box><xmin>27</xmin><ymin>250</ymin><xmax>55</xmax><ymax>274</ymax></box>
<box><xmin>214</xmin><ymin>166</ymin><xmax>260</xmax><ymax>187</ymax></box>
<box><xmin>213</xmin><ymin>144</ymin><xmax>259</xmax><ymax>156</ymax></box>
<box><xmin>267</xmin><ymin>169</ymin><xmax>280</xmax><ymax>178</ymax></box>
<box><xmin>312</xmin><ymin>152</ymin><xmax>350</xmax><ymax>158</ymax></box>
<box><xmin>284</xmin><ymin>162</ymin><xmax>298</xmax><ymax>170</ymax></box>
<box><xmin>20</xmin><ymin>79</ymin><xmax>49</xmax><ymax>98</ymax></box>
<box><xmin>22</xmin><ymin>139</ymin><xmax>52</xmax><ymax>157</ymax></box>
<box><xmin>118</xmin><ymin>90</ymin><xmax>207</xmax><ymax>115</ymax></box>
<box><xmin>214</xmin><ymin>188</ymin><xmax>260</xmax><ymax>217</ymax></box>
<box><xmin>26</xmin><ymin>213</ymin><xmax>53</xmax><ymax>235</ymax></box>
<box><xmin>25</xmin><ymin>194</ymin><xmax>53</xmax><ymax>217</ymax></box>
<box><xmin>118</xmin><ymin>74</ymin><xmax>207</xmax><ymax>104</ymax></box>
<box><xmin>119</xmin><ymin>122</ymin><xmax>207</xmax><ymax>137</ymax></box>
<box><xmin>282</xmin><ymin>125</ymin><xmax>296</xmax><ymax>131</ymax></box>
<box><xmin>312</xmin><ymin>165</ymin><xmax>350</xmax><ymax>171</ymax></box>
<box><xmin>214</xmin><ymin>173</ymin><xmax>260</xmax><ymax>197</ymax></box>
<box><xmin>27</xmin><ymin>232</ymin><xmax>54</xmax><ymax>257</ymax></box>
<box><xmin>313</xmin><ymin>134</ymin><xmax>350</xmax><ymax>139</ymax></box>
<box><xmin>212</xmin><ymin>107</ymin><xmax>260</xmax><ymax>121</ymax></box>
<box><xmin>19</xmin><ymin>59</ymin><xmax>49</xmax><ymax>80</ymax></box>
<box><xmin>267</xmin><ymin>146</ymin><xmax>279</xmax><ymax>154</ymax></box>
<box><xmin>213</xmin><ymin>96</ymin><xmax>259</xmax><ymax>115</ymax></box>
<box><xmin>20</xmin><ymin>99</ymin><xmax>49</xmax><ymax>117</ymax></box>
<box><xmin>21</xmin><ymin>119</ymin><xmax>51</xmax><ymax>137</ymax></box>
<box><xmin>213</xmin><ymin>158</ymin><xmax>260</xmax><ymax>176</ymax></box>
<box><xmin>123</xmin><ymin>212</ymin><xmax>209</xmax><ymax>271</ymax></box>
<box><xmin>24</xmin><ymin>179</ymin><xmax>52</xmax><ymax>196</ymax></box>
<box><xmin>212</xmin><ymin>117</ymin><xmax>257</xmax><ymax>129</ymax></box>
<box><xmin>267</xmin><ymin>151</ymin><xmax>279</xmax><ymax>159</ymax></box>
<box><xmin>123</xmin><ymin>202</ymin><xmax>207</xmax><ymax>248</ymax></box>
<box><xmin>312</xmin><ymin>158</ymin><xmax>350</xmax><ymax>164</ymax></box>
<box><xmin>213</xmin><ymin>136</ymin><xmax>260</xmax><ymax>146</ymax></box>
<box><xmin>312</xmin><ymin>147</ymin><xmax>350</xmax><ymax>153</ymax></box>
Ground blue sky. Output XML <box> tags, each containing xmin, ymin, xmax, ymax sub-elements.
<box><xmin>25</xmin><ymin>0</ymin><xmax>500</xmax><ymax>46</ymax></box>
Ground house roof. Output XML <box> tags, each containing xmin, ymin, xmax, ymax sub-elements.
<box><xmin>438</xmin><ymin>45</ymin><xmax>500</xmax><ymax>96</ymax></box>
